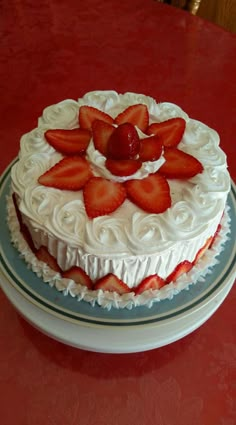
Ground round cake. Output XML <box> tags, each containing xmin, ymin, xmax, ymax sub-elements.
<box><xmin>8</xmin><ymin>91</ymin><xmax>231</xmax><ymax>309</ymax></box>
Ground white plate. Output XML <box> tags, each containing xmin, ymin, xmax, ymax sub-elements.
<box><xmin>0</xmin><ymin>160</ymin><xmax>235</xmax><ymax>353</ymax></box>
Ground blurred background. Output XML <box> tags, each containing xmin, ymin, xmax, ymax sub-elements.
<box><xmin>158</xmin><ymin>0</ymin><xmax>236</xmax><ymax>33</ymax></box>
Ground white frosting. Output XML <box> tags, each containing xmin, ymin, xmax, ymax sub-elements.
<box><xmin>10</xmin><ymin>91</ymin><xmax>231</xmax><ymax>292</ymax></box>
<box><xmin>7</xmin><ymin>195</ymin><xmax>231</xmax><ymax>310</ymax></box>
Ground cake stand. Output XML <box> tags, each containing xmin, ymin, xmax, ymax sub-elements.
<box><xmin>0</xmin><ymin>160</ymin><xmax>235</xmax><ymax>353</ymax></box>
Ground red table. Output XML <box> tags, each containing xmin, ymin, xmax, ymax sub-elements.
<box><xmin>0</xmin><ymin>1</ymin><xmax>235</xmax><ymax>424</ymax></box>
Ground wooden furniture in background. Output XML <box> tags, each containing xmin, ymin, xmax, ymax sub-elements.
<box><xmin>198</xmin><ymin>0</ymin><xmax>236</xmax><ymax>33</ymax></box>
<box><xmin>156</xmin><ymin>1</ymin><xmax>202</xmax><ymax>14</ymax></box>
<box><xmin>157</xmin><ymin>0</ymin><xmax>236</xmax><ymax>33</ymax></box>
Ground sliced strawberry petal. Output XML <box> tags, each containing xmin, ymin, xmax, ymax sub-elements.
<box><xmin>83</xmin><ymin>177</ymin><xmax>126</xmax><ymax>218</ymax></box>
<box><xmin>125</xmin><ymin>173</ymin><xmax>171</xmax><ymax>214</ymax></box>
<box><xmin>139</xmin><ymin>135</ymin><xmax>163</xmax><ymax>162</ymax></box>
<box><xmin>62</xmin><ymin>266</ymin><xmax>93</xmax><ymax>289</ymax></box>
<box><xmin>44</xmin><ymin>128</ymin><xmax>91</xmax><ymax>156</ymax></box>
<box><xmin>147</xmin><ymin>117</ymin><xmax>186</xmax><ymax>147</ymax></box>
<box><xmin>79</xmin><ymin>105</ymin><xmax>113</xmax><ymax>130</ymax></box>
<box><xmin>115</xmin><ymin>104</ymin><xmax>149</xmax><ymax>133</ymax></box>
<box><xmin>105</xmin><ymin>158</ymin><xmax>142</xmax><ymax>177</ymax></box>
<box><xmin>158</xmin><ymin>147</ymin><xmax>203</xmax><ymax>179</ymax></box>
<box><xmin>135</xmin><ymin>274</ymin><xmax>165</xmax><ymax>294</ymax></box>
<box><xmin>38</xmin><ymin>156</ymin><xmax>92</xmax><ymax>191</ymax></box>
<box><xmin>193</xmin><ymin>236</ymin><xmax>213</xmax><ymax>265</ymax></box>
<box><xmin>12</xmin><ymin>193</ymin><xmax>37</xmax><ymax>253</ymax></box>
<box><xmin>35</xmin><ymin>246</ymin><xmax>61</xmax><ymax>273</ymax></box>
<box><xmin>166</xmin><ymin>260</ymin><xmax>193</xmax><ymax>283</ymax></box>
<box><xmin>92</xmin><ymin>119</ymin><xmax>115</xmax><ymax>156</ymax></box>
<box><xmin>94</xmin><ymin>273</ymin><xmax>130</xmax><ymax>294</ymax></box>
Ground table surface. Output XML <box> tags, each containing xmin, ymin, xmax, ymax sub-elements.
<box><xmin>0</xmin><ymin>1</ymin><xmax>235</xmax><ymax>424</ymax></box>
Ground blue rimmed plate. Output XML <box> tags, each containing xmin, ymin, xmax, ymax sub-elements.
<box><xmin>0</xmin><ymin>160</ymin><xmax>235</xmax><ymax>352</ymax></box>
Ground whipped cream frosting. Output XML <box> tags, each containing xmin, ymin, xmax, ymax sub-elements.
<box><xmin>7</xmin><ymin>195</ymin><xmax>231</xmax><ymax>309</ymax></box>
<box><xmin>10</xmin><ymin>91</ymin><xmax>231</xmax><ymax>290</ymax></box>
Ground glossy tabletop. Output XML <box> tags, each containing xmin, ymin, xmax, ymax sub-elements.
<box><xmin>0</xmin><ymin>1</ymin><xmax>236</xmax><ymax>424</ymax></box>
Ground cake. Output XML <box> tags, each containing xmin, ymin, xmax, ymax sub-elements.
<box><xmin>7</xmin><ymin>91</ymin><xmax>231</xmax><ymax>309</ymax></box>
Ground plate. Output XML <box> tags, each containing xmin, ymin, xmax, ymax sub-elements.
<box><xmin>0</xmin><ymin>160</ymin><xmax>235</xmax><ymax>353</ymax></box>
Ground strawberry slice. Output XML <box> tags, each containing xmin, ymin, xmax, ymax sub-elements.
<box><xmin>209</xmin><ymin>223</ymin><xmax>222</xmax><ymax>249</ymax></box>
<box><xmin>107</xmin><ymin>123</ymin><xmax>140</xmax><ymax>160</ymax></box>
<box><xmin>166</xmin><ymin>260</ymin><xmax>193</xmax><ymax>283</ymax></box>
<box><xmin>193</xmin><ymin>236</ymin><xmax>213</xmax><ymax>265</ymax></box>
<box><xmin>79</xmin><ymin>105</ymin><xmax>113</xmax><ymax>130</ymax></box>
<box><xmin>44</xmin><ymin>128</ymin><xmax>91</xmax><ymax>156</ymax></box>
<box><xmin>147</xmin><ymin>117</ymin><xmax>186</xmax><ymax>147</ymax></box>
<box><xmin>38</xmin><ymin>156</ymin><xmax>92</xmax><ymax>190</ymax></box>
<box><xmin>135</xmin><ymin>274</ymin><xmax>165</xmax><ymax>294</ymax></box>
<box><xmin>105</xmin><ymin>158</ymin><xmax>142</xmax><ymax>177</ymax></box>
<box><xmin>158</xmin><ymin>147</ymin><xmax>203</xmax><ymax>179</ymax></box>
<box><xmin>125</xmin><ymin>173</ymin><xmax>171</xmax><ymax>214</ymax></box>
<box><xmin>115</xmin><ymin>104</ymin><xmax>149</xmax><ymax>133</ymax></box>
<box><xmin>83</xmin><ymin>176</ymin><xmax>126</xmax><ymax>218</ymax></box>
<box><xmin>62</xmin><ymin>266</ymin><xmax>93</xmax><ymax>289</ymax></box>
<box><xmin>94</xmin><ymin>273</ymin><xmax>130</xmax><ymax>294</ymax></box>
<box><xmin>92</xmin><ymin>119</ymin><xmax>115</xmax><ymax>156</ymax></box>
<box><xmin>35</xmin><ymin>246</ymin><xmax>61</xmax><ymax>273</ymax></box>
<box><xmin>12</xmin><ymin>193</ymin><xmax>36</xmax><ymax>253</ymax></box>
<box><xmin>139</xmin><ymin>135</ymin><xmax>163</xmax><ymax>162</ymax></box>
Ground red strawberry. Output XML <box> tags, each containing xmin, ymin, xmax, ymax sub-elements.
<box><xmin>62</xmin><ymin>266</ymin><xmax>93</xmax><ymax>289</ymax></box>
<box><xmin>35</xmin><ymin>246</ymin><xmax>61</xmax><ymax>273</ymax></box>
<box><xmin>115</xmin><ymin>104</ymin><xmax>149</xmax><ymax>133</ymax></box>
<box><xmin>107</xmin><ymin>123</ymin><xmax>140</xmax><ymax>160</ymax></box>
<box><xmin>193</xmin><ymin>236</ymin><xmax>213</xmax><ymax>265</ymax></box>
<box><xmin>166</xmin><ymin>260</ymin><xmax>193</xmax><ymax>283</ymax></box>
<box><xmin>125</xmin><ymin>173</ymin><xmax>171</xmax><ymax>214</ymax></box>
<box><xmin>135</xmin><ymin>275</ymin><xmax>165</xmax><ymax>295</ymax></box>
<box><xmin>147</xmin><ymin>118</ymin><xmax>186</xmax><ymax>147</ymax></box>
<box><xmin>105</xmin><ymin>158</ymin><xmax>142</xmax><ymax>177</ymax></box>
<box><xmin>79</xmin><ymin>106</ymin><xmax>113</xmax><ymax>130</ymax></box>
<box><xmin>92</xmin><ymin>119</ymin><xmax>115</xmax><ymax>156</ymax></box>
<box><xmin>139</xmin><ymin>135</ymin><xmax>163</xmax><ymax>162</ymax></box>
<box><xmin>209</xmin><ymin>223</ymin><xmax>222</xmax><ymax>249</ymax></box>
<box><xmin>12</xmin><ymin>193</ymin><xmax>37</xmax><ymax>253</ymax></box>
<box><xmin>83</xmin><ymin>177</ymin><xmax>126</xmax><ymax>218</ymax></box>
<box><xmin>44</xmin><ymin>128</ymin><xmax>91</xmax><ymax>156</ymax></box>
<box><xmin>158</xmin><ymin>147</ymin><xmax>203</xmax><ymax>179</ymax></box>
<box><xmin>94</xmin><ymin>273</ymin><xmax>130</xmax><ymax>294</ymax></box>
<box><xmin>38</xmin><ymin>156</ymin><xmax>92</xmax><ymax>190</ymax></box>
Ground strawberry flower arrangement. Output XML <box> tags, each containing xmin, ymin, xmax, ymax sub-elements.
<box><xmin>38</xmin><ymin>103</ymin><xmax>203</xmax><ymax>219</ymax></box>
